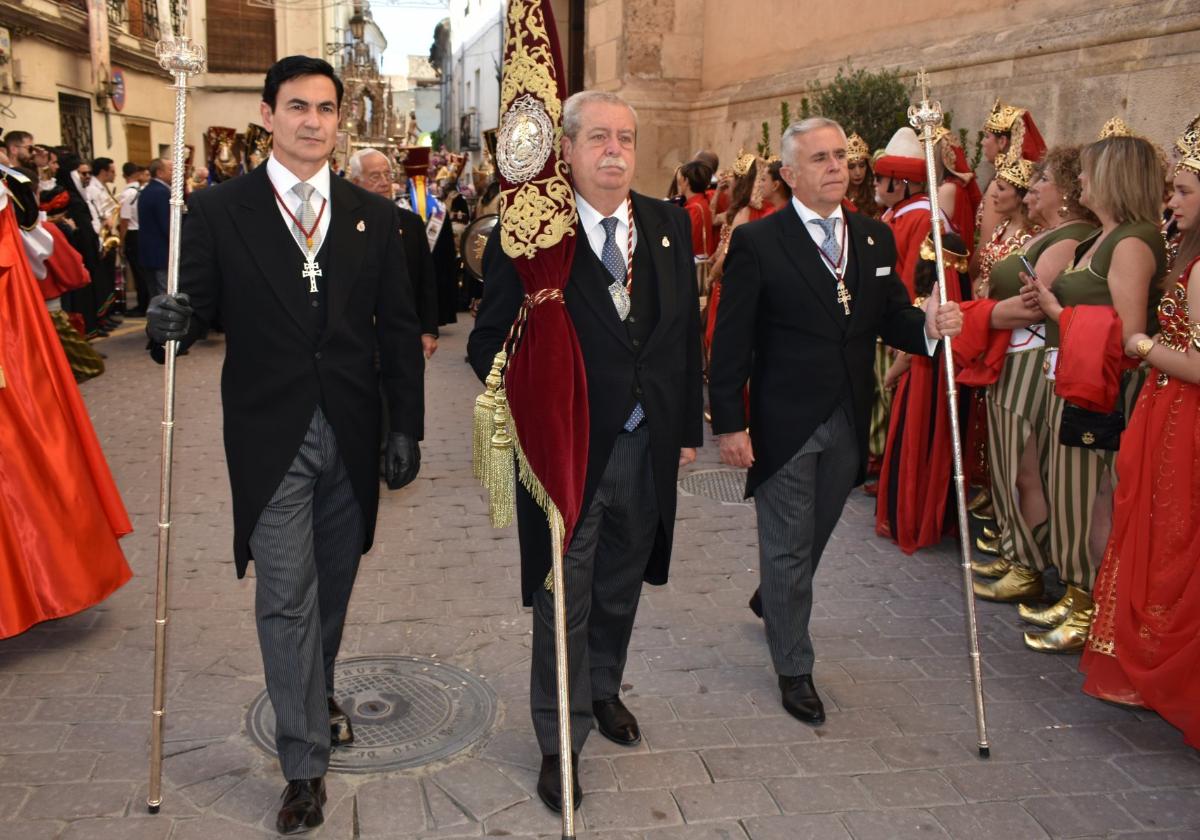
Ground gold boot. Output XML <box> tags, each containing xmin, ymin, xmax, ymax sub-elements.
<box><xmin>1024</xmin><ymin>595</ymin><xmax>1095</xmax><ymax>653</ymax></box>
<box><xmin>966</xmin><ymin>489</ymin><xmax>991</xmax><ymax>513</ymax></box>
<box><xmin>975</xmin><ymin>535</ymin><xmax>1001</xmax><ymax>556</ymax></box>
<box><xmin>982</xmin><ymin>525</ymin><xmax>999</xmax><ymax>540</ymax></box>
<box><xmin>971</xmin><ymin>555</ymin><xmax>1011</xmax><ymax>578</ymax></box>
<box><xmin>970</xmin><ymin>501</ymin><xmax>996</xmax><ymax>521</ymax></box>
<box><xmin>1018</xmin><ymin>585</ymin><xmax>1085</xmax><ymax>629</ymax></box>
<box><xmin>973</xmin><ymin>565</ymin><xmax>1043</xmax><ymax>603</ymax></box>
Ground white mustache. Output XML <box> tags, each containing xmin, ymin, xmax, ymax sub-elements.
<box><xmin>598</xmin><ymin>156</ymin><xmax>628</xmax><ymax>170</ymax></box>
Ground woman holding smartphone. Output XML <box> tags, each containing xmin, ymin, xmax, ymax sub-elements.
<box><xmin>970</xmin><ymin>148</ymin><xmax>1097</xmax><ymax>623</ymax></box>
<box><xmin>1079</xmin><ymin>130</ymin><xmax>1200</xmax><ymax>746</ymax></box>
<box><xmin>1023</xmin><ymin>136</ymin><xmax>1168</xmax><ymax>652</ymax></box>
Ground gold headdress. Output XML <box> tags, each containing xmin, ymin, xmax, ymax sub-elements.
<box><xmin>1176</xmin><ymin>114</ymin><xmax>1200</xmax><ymax>158</ymax></box>
<box><xmin>1177</xmin><ymin>129</ymin><xmax>1200</xmax><ymax>177</ymax></box>
<box><xmin>995</xmin><ymin>157</ymin><xmax>1035</xmax><ymax>191</ymax></box>
<box><xmin>1098</xmin><ymin>117</ymin><xmax>1132</xmax><ymax>139</ymax></box>
<box><xmin>732</xmin><ymin>150</ymin><xmax>758</xmax><ymax>177</ymax></box>
<box><xmin>846</xmin><ymin>133</ymin><xmax>870</xmax><ymax>164</ymax></box>
<box><xmin>984</xmin><ymin>98</ymin><xmax>1023</xmax><ymax>134</ymax></box>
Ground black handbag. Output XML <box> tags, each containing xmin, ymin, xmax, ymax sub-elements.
<box><xmin>1058</xmin><ymin>401</ymin><xmax>1125</xmax><ymax>451</ymax></box>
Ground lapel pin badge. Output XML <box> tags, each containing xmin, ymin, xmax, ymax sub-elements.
<box><xmin>661</xmin><ymin>236</ymin><xmax>670</xmax><ymax>248</ymax></box>
<box><xmin>867</xmin><ymin>235</ymin><xmax>875</xmax><ymax>245</ymax></box>
<box><xmin>356</xmin><ymin>220</ymin><xmax>366</xmax><ymax>232</ymax></box>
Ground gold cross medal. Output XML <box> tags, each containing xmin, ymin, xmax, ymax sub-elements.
<box><xmin>836</xmin><ymin>279</ymin><xmax>852</xmax><ymax>315</ymax></box>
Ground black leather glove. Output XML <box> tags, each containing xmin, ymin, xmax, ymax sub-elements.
<box><xmin>146</xmin><ymin>292</ymin><xmax>193</xmax><ymax>344</ymax></box>
<box><xmin>385</xmin><ymin>432</ymin><xmax>420</xmax><ymax>489</ymax></box>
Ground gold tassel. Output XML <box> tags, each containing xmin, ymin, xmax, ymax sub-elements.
<box><xmin>486</xmin><ymin>385</ymin><xmax>516</xmax><ymax>527</ymax></box>
<box><xmin>472</xmin><ymin>351</ymin><xmax>506</xmax><ymax>481</ymax></box>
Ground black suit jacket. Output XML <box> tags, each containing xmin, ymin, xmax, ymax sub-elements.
<box><xmin>398</xmin><ymin>207</ymin><xmax>439</xmax><ymax>336</ymax></box>
<box><xmin>179</xmin><ymin>165</ymin><xmax>424</xmax><ymax>577</ymax></box>
<box><xmin>468</xmin><ymin>191</ymin><xmax>704</xmax><ymax>605</ymax></box>
<box><xmin>138</xmin><ymin>179</ymin><xmax>170</xmax><ymax>269</ymax></box>
<box><xmin>709</xmin><ymin>205</ymin><xmax>930</xmax><ymax>496</ymax></box>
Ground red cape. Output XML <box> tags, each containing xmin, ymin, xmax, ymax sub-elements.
<box><xmin>0</xmin><ymin>199</ymin><xmax>132</xmax><ymax>639</ymax></box>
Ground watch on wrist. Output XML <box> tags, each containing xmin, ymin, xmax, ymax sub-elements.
<box><xmin>1136</xmin><ymin>337</ymin><xmax>1154</xmax><ymax>359</ymax></box>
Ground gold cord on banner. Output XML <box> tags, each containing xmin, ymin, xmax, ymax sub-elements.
<box><xmin>471</xmin><ymin>289</ymin><xmax>567</xmax><ymax>528</ymax></box>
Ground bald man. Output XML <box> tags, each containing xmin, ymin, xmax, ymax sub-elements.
<box><xmin>348</xmin><ymin>148</ymin><xmax>439</xmax><ymax>358</ymax></box>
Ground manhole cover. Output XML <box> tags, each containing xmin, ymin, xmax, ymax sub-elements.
<box><xmin>246</xmin><ymin>655</ymin><xmax>497</xmax><ymax>773</ymax></box>
<box><xmin>678</xmin><ymin>468</ymin><xmax>751</xmax><ymax>505</ymax></box>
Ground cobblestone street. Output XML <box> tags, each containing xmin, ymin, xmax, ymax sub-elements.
<box><xmin>2</xmin><ymin>322</ymin><xmax>1199</xmax><ymax>840</ymax></box>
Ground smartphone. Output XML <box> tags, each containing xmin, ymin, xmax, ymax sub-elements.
<box><xmin>1018</xmin><ymin>254</ymin><xmax>1037</xmax><ymax>281</ymax></box>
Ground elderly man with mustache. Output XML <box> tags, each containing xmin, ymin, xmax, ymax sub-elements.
<box><xmin>469</xmin><ymin>90</ymin><xmax>704</xmax><ymax>812</ymax></box>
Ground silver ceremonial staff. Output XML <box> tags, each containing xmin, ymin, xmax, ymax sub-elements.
<box><xmin>147</xmin><ymin>9</ymin><xmax>206</xmax><ymax>814</ymax></box>
<box><xmin>908</xmin><ymin>70</ymin><xmax>991</xmax><ymax>758</ymax></box>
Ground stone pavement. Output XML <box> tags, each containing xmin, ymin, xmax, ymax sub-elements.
<box><xmin>2</xmin><ymin>321</ymin><xmax>1199</xmax><ymax>840</ymax></box>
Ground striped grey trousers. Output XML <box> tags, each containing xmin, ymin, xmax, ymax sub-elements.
<box><xmin>754</xmin><ymin>402</ymin><xmax>859</xmax><ymax>676</ymax></box>
<box><xmin>530</xmin><ymin>424</ymin><xmax>658</xmax><ymax>755</ymax></box>
<box><xmin>986</xmin><ymin>347</ymin><xmax>1051</xmax><ymax>572</ymax></box>
<box><xmin>248</xmin><ymin>406</ymin><xmax>364</xmax><ymax>781</ymax></box>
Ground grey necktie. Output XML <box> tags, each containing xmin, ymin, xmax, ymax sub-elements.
<box><xmin>291</xmin><ymin>182</ymin><xmax>321</xmax><ymax>253</ymax></box>
<box><xmin>810</xmin><ymin>216</ymin><xmax>840</xmax><ymax>266</ymax></box>
<box><xmin>599</xmin><ymin>216</ymin><xmax>645</xmax><ymax>432</ymax></box>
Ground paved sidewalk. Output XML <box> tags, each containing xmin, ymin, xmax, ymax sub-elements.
<box><xmin>1</xmin><ymin>323</ymin><xmax>1198</xmax><ymax>840</ymax></box>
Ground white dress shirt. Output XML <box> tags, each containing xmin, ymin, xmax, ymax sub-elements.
<box><xmin>576</xmin><ymin>191</ymin><xmax>638</xmax><ymax>268</ymax></box>
<box><xmin>792</xmin><ymin>196</ymin><xmax>939</xmax><ymax>351</ymax></box>
<box><xmin>266</xmin><ymin>154</ymin><xmax>332</xmax><ymax>255</ymax></box>
<box><xmin>119</xmin><ymin>183</ymin><xmax>141</xmax><ymax>230</ymax></box>
<box><xmin>791</xmin><ymin>196</ymin><xmax>845</xmax><ymax>278</ymax></box>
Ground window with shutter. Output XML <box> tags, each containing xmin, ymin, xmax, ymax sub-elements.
<box><xmin>206</xmin><ymin>0</ymin><xmax>276</xmax><ymax>74</ymax></box>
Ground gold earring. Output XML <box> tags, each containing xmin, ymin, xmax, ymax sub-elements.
<box><xmin>1059</xmin><ymin>200</ymin><xmax>1070</xmax><ymax>218</ymax></box>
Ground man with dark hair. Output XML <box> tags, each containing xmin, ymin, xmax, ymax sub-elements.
<box><xmin>119</xmin><ymin>162</ymin><xmax>150</xmax><ymax>315</ymax></box>
<box><xmin>87</xmin><ymin>156</ymin><xmax>122</xmax><ymax>320</ymax></box>
<box><xmin>3</xmin><ymin>130</ymin><xmax>34</xmax><ymax>171</ymax></box>
<box><xmin>138</xmin><ymin>158</ymin><xmax>172</xmax><ymax>295</ymax></box>
<box><xmin>145</xmin><ymin>55</ymin><xmax>424</xmax><ymax>835</ymax></box>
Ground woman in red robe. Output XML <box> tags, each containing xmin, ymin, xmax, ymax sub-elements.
<box><xmin>875</xmin><ymin>234</ymin><xmax>970</xmax><ymax>553</ymax></box>
<box><xmin>1080</xmin><ymin>152</ymin><xmax>1200</xmax><ymax>746</ymax></box>
<box><xmin>678</xmin><ymin>160</ymin><xmax>716</xmax><ymax>260</ymax></box>
<box><xmin>0</xmin><ymin>178</ymin><xmax>132</xmax><ymax>640</ymax></box>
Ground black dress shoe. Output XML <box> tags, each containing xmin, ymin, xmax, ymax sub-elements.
<box><xmin>780</xmin><ymin>674</ymin><xmax>825</xmax><ymax>725</ymax></box>
<box><xmin>537</xmin><ymin>752</ymin><xmax>582</xmax><ymax>813</ymax></box>
<box><xmin>329</xmin><ymin>697</ymin><xmax>354</xmax><ymax>747</ymax></box>
<box><xmin>276</xmin><ymin>777</ymin><xmax>326</xmax><ymax>835</ymax></box>
<box><xmin>749</xmin><ymin>587</ymin><xmax>763</xmax><ymax>619</ymax></box>
<box><xmin>593</xmin><ymin>696</ymin><xmax>640</xmax><ymax>745</ymax></box>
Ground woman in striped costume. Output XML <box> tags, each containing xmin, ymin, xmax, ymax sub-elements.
<box><xmin>1025</xmin><ymin>136</ymin><xmax>1168</xmax><ymax>652</ymax></box>
<box><xmin>969</xmin><ymin>148</ymin><xmax>1097</xmax><ymax>615</ymax></box>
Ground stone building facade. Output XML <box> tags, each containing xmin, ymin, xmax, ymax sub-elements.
<box><xmin>582</xmin><ymin>0</ymin><xmax>1200</xmax><ymax>195</ymax></box>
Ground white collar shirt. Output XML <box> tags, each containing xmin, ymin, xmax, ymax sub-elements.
<box><xmin>792</xmin><ymin>196</ymin><xmax>846</xmax><ymax>278</ymax></box>
<box><xmin>576</xmin><ymin>192</ymin><xmax>637</xmax><ymax>269</ymax></box>
<box><xmin>266</xmin><ymin>154</ymin><xmax>332</xmax><ymax>255</ymax></box>
<box><xmin>118</xmin><ymin>183</ymin><xmax>141</xmax><ymax>228</ymax></box>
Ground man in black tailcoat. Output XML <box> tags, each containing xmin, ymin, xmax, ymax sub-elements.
<box><xmin>709</xmin><ymin>117</ymin><xmax>962</xmax><ymax>728</ymax></box>
<box><xmin>146</xmin><ymin>56</ymin><xmax>423</xmax><ymax>835</ymax></box>
<box><xmin>468</xmin><ymin>90</ymin><xmax>703</xmax><ymax>813</ymax></box>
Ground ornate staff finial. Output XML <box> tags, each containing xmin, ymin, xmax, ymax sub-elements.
<box><xmin>907</xmin><ymin>68</ymin><xmax>943</xmax><ymax>136</ymax></box>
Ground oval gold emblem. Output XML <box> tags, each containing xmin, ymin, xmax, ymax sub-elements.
<box><xmin>1081</xmin><ymin>431</ymin><xmax>1096</xmax><ymax>445</ymax></box>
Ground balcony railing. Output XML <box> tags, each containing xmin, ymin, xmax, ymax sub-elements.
<box><xmin>108</xmin><ymin>0</ymin><xmax>127</xmax><ymax>26</ymax></box>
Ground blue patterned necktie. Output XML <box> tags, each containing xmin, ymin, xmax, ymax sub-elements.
<box><xmin>810</xmin><ymin>216</ymin><xmax>840</xmax><ymax>266</ymax></box>
<box><xmin>599</xmin><ymin>216</ymin><xmax>645</xmax><ymax>432</ymax></box>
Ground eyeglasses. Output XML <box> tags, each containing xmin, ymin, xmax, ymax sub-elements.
<box><xmin>365</xmin><ymin>172</ymin><xmax>392</xmax><ymax>185</ymax></box>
